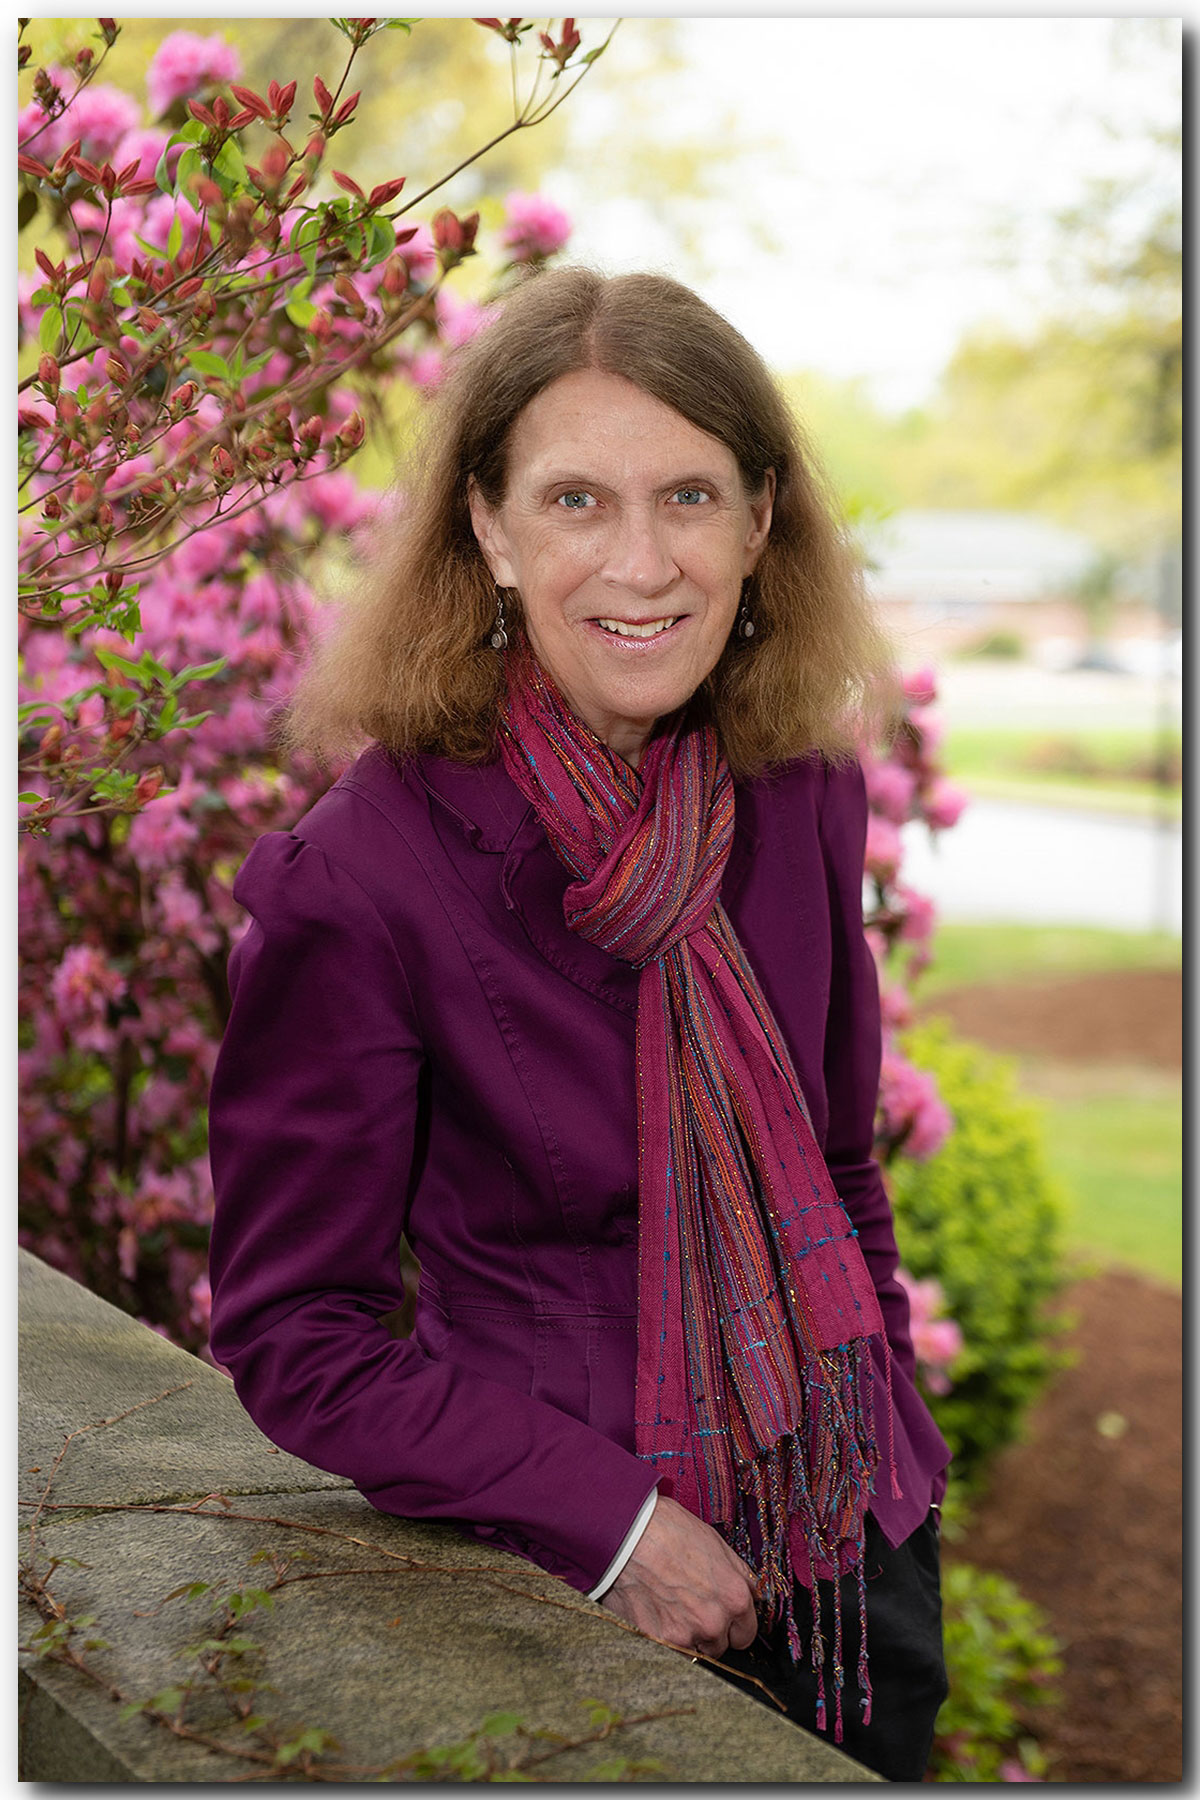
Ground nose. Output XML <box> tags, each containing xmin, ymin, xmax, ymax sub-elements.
<box><xmin>599</xmin><ymin>503</ymin><xmax>679</xmax><ymax>598</ymax></box>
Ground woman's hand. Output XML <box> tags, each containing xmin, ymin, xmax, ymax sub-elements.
<box><xmin>601</xmin><ymin>1494</ymin><xmax>760</xmax><ymax>1657</ymax></box>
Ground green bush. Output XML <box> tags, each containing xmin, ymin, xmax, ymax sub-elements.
<box><xmin>959</xmin><ymin>630</ymin><xmax>1026</xmax><ymax>660</ymax></box>
<box><xmin>931</xmin><ymin>1561</ymin><xmax>1062</xmax><ymax>1782</ymax></box>
<box><xmin>889</xmin><ymin>1022</ymin><xmax>1069</xmax><ymax>1488</ymax></box>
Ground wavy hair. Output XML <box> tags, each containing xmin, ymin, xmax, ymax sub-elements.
<box><xmin>285</xmin><ymin>267</ymin><xmax>893</xmax><ymax>777</ymax></box>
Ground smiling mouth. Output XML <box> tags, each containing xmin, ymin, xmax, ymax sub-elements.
<box><xmin>593</xmin><ymin>616</ymin><xmax>683</xmax><ymax>639</ymax></box>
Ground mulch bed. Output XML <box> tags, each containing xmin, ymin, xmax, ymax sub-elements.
<box><xmin>948</xmin><ymin>1272</ymin><xmax>1183</xmax><ymax>1783</ymax></box>
<box><xmin>921</xmin><ymin>966</ymin><xmax>1182</xmax><ymax>1782</ymax></box>
<box><xmin>918</xmin><ymin>967</ymin><xmax>1181</xmax><ymax>1068</ymax></box>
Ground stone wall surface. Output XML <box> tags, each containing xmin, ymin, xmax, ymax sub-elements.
<box><xmin>18</xmin><ymin>1251</ymin><xmax>879</xmax><ymax>1784</ymax></box>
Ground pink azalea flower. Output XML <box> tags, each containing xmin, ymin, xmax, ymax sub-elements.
<box><xmin>925</xmin><ymin>776</ymin><xmax>970</xmax><ymax>831</ymax></box>
<box><xmin>879</xmin><ymin>1052</ymin><xmax>952</xmax><ymax>1161</ymax></box>
<box><xmin>20</xmin><ymin>73</ymin><xmax>139</xmax><ymax>161</ymax></box>
<box><xmin>50</xmin><ymin>943</ymin><xmax>127</xmax><ymax>1024</ymax></box>
<box><xmin>112</xmin><ymin>125</ymin><xmax>169</xmax><ymax>181</ymax></box>
<box><xmin>435</xmin><ymin>285</ymin><xmax>497</xmax><ymax>349</ymax></box>
<box><xmin>188</xmin><ymin>1273</ymin><xmax>213</xmax><ymax>1331</ymax></box>
<box><xmin>864</xmin><ymin>758</ymin><xmax>917</xmax><ymax>825</ymax></box>
<box><xmin>146</xmin><ymin>31</ymin><xmax>241</xmax><ymax>120</ymax></box>
<box><xmin>905</xmin><ymin>1083</ymin><xmax>953</xmax><ymax>1161</ymax></box>
<box><xmin>398</xmin><ymin>223</ymin><xmax>438</xmax><ymax>281</ymax></box>
<box><xmin>879</xmin><ymin>984</ymin><xmax>913</xmax><ymax>1030</ymax></box>
<box><xmin>864</xmin><ymin>814</ymin><xmax>903</xmax><ymax>884</ymax></box>
<box><xmin>894</xmin><ymin>883</ymin><xmax>937</xmax><ymax>946</ymax></box>
<box><xmin>139</xmin><ymin>193</ymin><xmax>206</xmax><ymax>261</ymax></box>
<box><xmin>902</xmin><ymin>664</ymin><xmax>938</xmax><ymax>706</ymax></box>
<box><xmin>999</xmin><ymin>1760</ymin><xmax>1042</xmax><ymax>1782</ymax></box>
<box><xmin>501</xmin><ymin>190</ymin><xmax>572</xmax><ymax>261</ymax></box>
<box><xmin>908</xmin><ymin>704</ymin><xmax>946</xmax><ymax>757</ymax></box>
<box><xmin>407</xmin><ymin>346</ymin><xmax>445</xmax><ymax>391</ymax></box>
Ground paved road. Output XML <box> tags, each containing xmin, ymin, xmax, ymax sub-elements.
<box><xmin>900</xmin><ymin>799</ymin><xmax>1183</xmax><ymax>935</ymax></box>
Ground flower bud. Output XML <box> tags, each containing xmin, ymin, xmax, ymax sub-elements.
<box><xmin>134</xmin><ymin>768</ymin><xmax>164</xmax><ymax>805</ymax></box>
<box><xmin>380</xmin><ymin>253</ymin><xmax>408</xmax><ymax>298</ymax></box>
<box><xmin>38</xmin><ymin>354</ymin><xmax>61</xmax><ymax>397</ymax></box>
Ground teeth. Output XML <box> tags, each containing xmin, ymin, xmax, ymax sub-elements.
<box><xmin>596</xmin><ymin>617</ymin><xmax>677</xmax><ymax>638</ymax></box>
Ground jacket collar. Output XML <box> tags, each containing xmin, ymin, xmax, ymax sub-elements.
<box><xmin>413</xmin><ymin>749</ymin><xmax>759</xmax><ymax>1019</ymax></box>
<box><xmin>413</xmin><ymin>748</ymin><xmax>759</xmax><ymax>879</ymax></box>
<box><xmin>412</xmin><ymin>753</ymin><xmax>529</xmax><ymax>852</ymax></box>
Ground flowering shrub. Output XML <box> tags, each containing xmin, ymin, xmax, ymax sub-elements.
<box><xmin>17</xmin><ymin>15</ymin><xmax>612</xmax><ymax>830</ymax></box>
<box><xmin>17</xmin><ymin>17</ymin><xmax>610</xmax><ymax>1350</ymax></box>
<box><xmin>897</xmin><ymin>1269</ymin><xmax>964</xmax><ymax>1397</ymax></box>
<box><xmin>864</xmin><ymin>664</ymin><xmax>967</xmax><ymax>1168</ymax></box>
<box><xmin>887</xmin><ymin>1021</ymin><xmax>1067</xmax><ymax>1486</ymax></box>
<box><xmin>931</xmin><ymin>1562</ymin><xmax>1062</xmax><ymax>1782</ymax></box>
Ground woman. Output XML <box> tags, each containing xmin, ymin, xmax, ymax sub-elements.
<box><xmin>208</xmin><ymin>268</ymin><xmax>951</xmax><ymax>1781</ymax></box>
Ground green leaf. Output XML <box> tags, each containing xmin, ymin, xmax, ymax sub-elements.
<box><xmin>94</xmin><ymin>649</ymin><xmax>148</xmax><ymax>682</ymax></box>
<box><xmin>175</xmin><ymin>711</ymin><xmax>214</xmax><ymax>730</ymax></box>
<box><xmin>285</xmin><ymin>295</ymin><xmax>317</xmax><ymax>329</ymax></box>
<box><xmin>18</xmin><ymin>792</ymin><xmax>48</xmax><ymax>803</ymax></box>
<box><xmin>289</xmin><ymin>213</ymin><xmax>323</xmax><ymax>278</ymax></box>
<box><xmin>175</xmin><ymin>145</ymin><xmax>204</xmax><ymax>199</ymax></box>
<box><xmin>149</xmin><ymin>1687</ymin><xmax>185</xmax><ymax>1714</ymax></box>
<box><xmin>383</xmin><ymin>18</ymin><xmax>419</xmax><ymax>31</ymax></box>
<box><xmin>581</xmin><ymin>47</ymin><xmax>606</xmax><ymax>65</ymax></box>
<box><xmin>173</xmin><ymin>656</ymin><xmax>227</xmax><ymax>686</ymax></box>
<box><xmin>214</xmin><ymin>137</ymin><xmax>248</xmax><ymax>188</ymax></box>
<box><xmin>480</xmin><ymin>1712</ymin><xmax>522</xmax><ymax>1736</ymax></box>
<box><xmin>162</xmin><ymin>1580</ymin><xmax>211</xmax><ymax>1603</ymax></box>
<box><xmin>366</xmin><ymin>214</ymin><xmax>395</xmax><ymax>266</ymax></box>
<box><xmin>154</xmin><ymin>696</ymin><xmax>178</xmax><ymax>735</ymax></box>
<box><xmin>118</xmin><ymin>1699</ymin><xmax>149</xmax><ymax>1720</ymax></box>
<box><xmin>166</xmin><ymin>211</ymin><xmax>183</xmax><ymax>262</ymax></box>
<box><xmin>187</xmin><ymin>349</ymin><xmax>229</xmax><ymax>379</ymax></box>
<box><xmin>38</xmin><ymin>305</ymin><xmax>63</xmax><ymax>353</ymax></box>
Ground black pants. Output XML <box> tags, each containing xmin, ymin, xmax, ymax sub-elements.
<box><xmin>710</xmin><ymin>1511</ymin><xmax>948</xmax><ymax>1783</ymax></box>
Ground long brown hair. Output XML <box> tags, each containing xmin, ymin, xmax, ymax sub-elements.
<box><xmin>286</xmin><ymin>267</ymin><xmax>891</xmax><ymax>777</ymax></box>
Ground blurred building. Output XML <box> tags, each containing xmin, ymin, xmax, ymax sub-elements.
<box><xmin>860</xmin><ymin>509</ymin><xmax>1160</xmax><ymax>659</ymax></box>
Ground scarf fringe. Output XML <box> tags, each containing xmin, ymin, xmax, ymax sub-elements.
<box><xmin>733</xmin><ymin>1338</ymin><xmax>880</xmax><ymax>1743</ymax></box>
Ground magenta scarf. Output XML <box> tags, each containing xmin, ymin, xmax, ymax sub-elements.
<box><xmin>499</xmin><ymin>651</ymin><xmax>893</xmax><ymax>1738</ymax></box>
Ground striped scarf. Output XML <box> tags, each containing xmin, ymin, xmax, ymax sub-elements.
<box><xmin>499</xmin><ymin>651</ymin><xmax>891</xmax><ymax>1739</ymax></box>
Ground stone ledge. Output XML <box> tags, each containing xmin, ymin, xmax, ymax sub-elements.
<box><xmin>18</xmin><ymin>1252</ymin><xmax>879</xmax><ymax>1784</ymax></box>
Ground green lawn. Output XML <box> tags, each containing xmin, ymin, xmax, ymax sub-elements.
<box><xmin>944</xmin><ymin>725</ymin><xmax>1182</xmax><ymax>820</ymax></box>
<box><xmin>911</xmin><ymin>925</ymin><xmax>1182</xmax><ymax>1288</ymax></box>
<box><xmin>915</xmin><ymin>923</ymin><xmax>1182</xmax><ymax>998</ymax></box>
<box><xmin>1019</xmin><ymin>1064</ymin><xmax>1182</xmax><ymax>1288</ymax></box>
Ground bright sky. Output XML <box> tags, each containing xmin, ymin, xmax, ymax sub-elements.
<box><xmin>551</xmin><ymin>16</ymin><xmax>1181</xmax><ymax>410</ymax></box>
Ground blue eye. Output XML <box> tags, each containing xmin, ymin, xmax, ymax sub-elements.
<box><xmin>672</xmin><ymin>487</ymin><xmax>707</xmax><ymax>506</ymax></box>
<box><xmin>557</xmin><ymin>491</ymin><xmax>595</xmax><ymax>510</ymax></box>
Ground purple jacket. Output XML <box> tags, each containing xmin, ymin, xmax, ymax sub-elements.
<box><xmin>208</xmin><ymin>744</ymin><xmax>949</xmax><ymax>1594</ymax></box>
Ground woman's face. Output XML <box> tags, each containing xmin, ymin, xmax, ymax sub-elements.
<box><xmin>469</xmin><ymin>368</ymin><xmax>774</xmax><ymax>767</ymax></box>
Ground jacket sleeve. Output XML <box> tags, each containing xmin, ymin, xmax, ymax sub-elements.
<box><xmin>207</xmin><ymin>831</ymin><xmax>657</xmax><ymax>1593</ymax></box>
<box><xmin>816</xmin><ymin>759</ymin><xmax>917</xmax><ymax>1383</ymax></box>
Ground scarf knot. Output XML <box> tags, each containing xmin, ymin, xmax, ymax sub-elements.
<box><xmin>499</xmin><ymin>650</ymin><xmax>892</xmax><ymax>1742</ymax></box>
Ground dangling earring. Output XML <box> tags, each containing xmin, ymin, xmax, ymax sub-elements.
<box><xmin>489</xmin><ymin>588</ymin><xmax>509</xmax><ymax>651</ymax></box>
<box><xmin>736</xmin><ymin>584</ymin><xmax>755</xmax><ymax>640</ymax></box>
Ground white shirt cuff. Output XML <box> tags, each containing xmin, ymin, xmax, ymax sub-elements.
<box><xmin>587</xmin><ymin>1488</ymin><xmax>658</xmax><ymax>1601</ymax></box>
